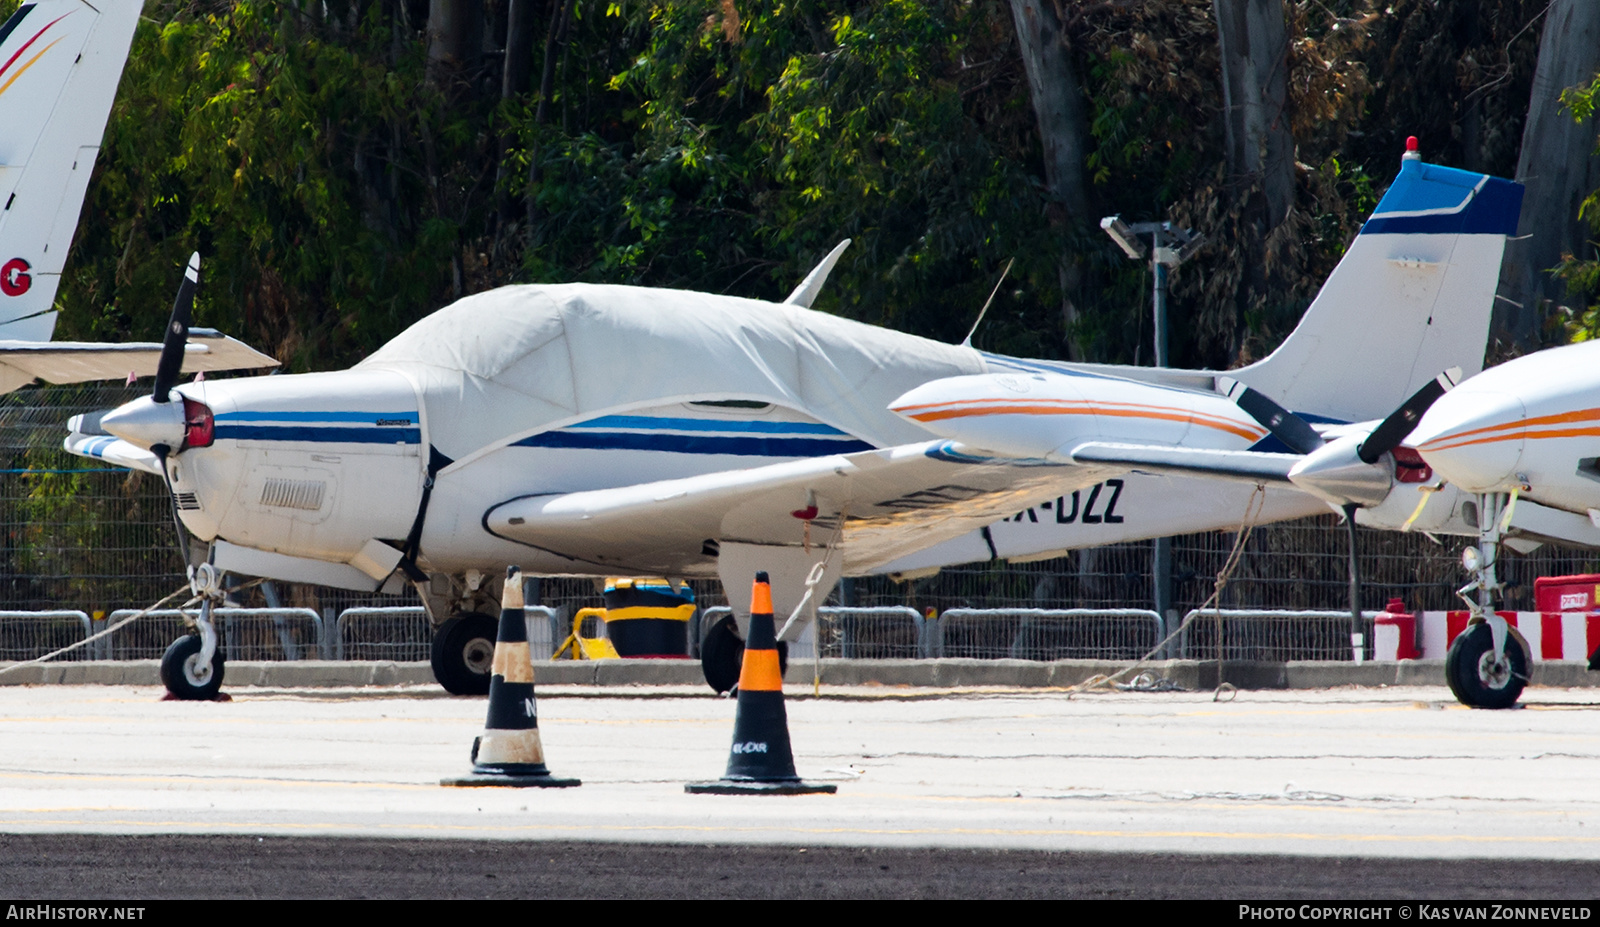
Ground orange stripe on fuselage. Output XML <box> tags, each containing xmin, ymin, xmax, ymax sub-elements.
<box><xmin>738</xmin><ymin>648</ymin><xmax>783</xmax><ymax>692</ymax></box>
<box><xmin>1421</xmin><ymin>424</ymin><xmax>1600</xmax><ymax>453</ymax></box>
<box><xmin>1418</xmin><ymin>407</ymin><xmax>1600</xmax><ymax>451</ymax></box>
<box><xmin>900</xmin><ymin>400</ymin><xmax>1265</xmax><ymax>443</ymax></box>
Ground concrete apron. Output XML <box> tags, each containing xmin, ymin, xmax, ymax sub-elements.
<box><xmin>2</xmin><ymin>657</ymin><xmax>1598</xmax><ymax>689</ymax></box>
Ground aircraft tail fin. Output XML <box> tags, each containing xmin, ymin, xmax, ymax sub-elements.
<box><xmin>1231</xmin><ymin>153</ymin><xmax>1524</xmax><ymax>423</ymax></box>
<box><xmin>0</xmin><ymin>1</ymin><xmax>142</xmax><ymax>341</ymax></box>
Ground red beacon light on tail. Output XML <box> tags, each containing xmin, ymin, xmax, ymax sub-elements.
<box><xmin>1402</xmin><ymin>136</ymin><xmax>1421</xmax><ymax>162</ymax></box>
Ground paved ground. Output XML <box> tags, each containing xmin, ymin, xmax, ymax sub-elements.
<box><xmin>6</xmin><ymin>834</ymin><xmax>1600</xmax><ymax>899</ymax></box>
<box><xmin>4</xmin><ymin>682</ymin><xmax>1600</xmax><ymax>897</ymax></box>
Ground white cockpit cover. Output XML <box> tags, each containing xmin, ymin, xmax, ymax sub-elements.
<box><xmin>355</xmin><ymin>284</ymin><xmax>988</xmax><ymax>462</ymax></box>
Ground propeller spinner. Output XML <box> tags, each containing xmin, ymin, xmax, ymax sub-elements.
<box><xmin>99</xmin><ymin>253</ymin><xmax>205</xmax><ymax>453</ymax></box>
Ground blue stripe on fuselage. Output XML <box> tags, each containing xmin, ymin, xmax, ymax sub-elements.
<box><xmin>569</xmin><ymin>414</ymin><xmax>848</xmax><ymax>435</ymax></box>
<box><xmin>215</xmin><ymin>411</ymin><xmax>417</xmax><ymax>424</ymax></box>
<box><xmin>215</xmin><ymin>425</ymin><xmax>421</xmax><ymax>444</ymax></box>
<box><xmin>514</xmin><ymin>430</ymin><xmax>872</xmax><ymax>457</ymax></box>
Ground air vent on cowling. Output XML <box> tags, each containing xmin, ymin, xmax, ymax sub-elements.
<box><xmin>174</xmin><ymin>492</ymin><xmax>201</xmax><ymax>511</ymax></box>
<box><xmin>260</xmin><ymin>478</ymin><xmax>326</xmax><ymax>511</ymax></box>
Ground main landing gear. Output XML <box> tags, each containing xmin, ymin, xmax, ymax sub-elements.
<box><xmin>1445</xmin><ymin>491</ymin><xmax>1530</xmax><ymax>709</ymax></box>
<box><xmin>431</xmin><ymin>612</ymin><xmax>497</xmax><ymax>696</ymax></box>
<box><xmin>160</xmin><ymin>563</ymin><xmax>226</xmax><ymax>701</ymax></box>
<box><xmin>699</xmin><ymin>613</ymin><xmax>787</xmax><ymax>694</ymax></box>
<box><xmin>420</xmin><ymin>570</ymin><xmax>507</xmax><ymax>696</ymax></box>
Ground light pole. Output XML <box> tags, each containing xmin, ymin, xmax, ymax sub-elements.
<box><xmin>1100</xmin><ymin>216</ymin><xmax>1202</xmax><ymax>647</ymax></box>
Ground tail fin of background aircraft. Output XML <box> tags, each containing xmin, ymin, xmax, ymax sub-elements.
<box><xmin>1229</xmin><ymin>152</ymin><xmax>1524</xmax><ymax>423</ymax></box>
<box><xmin>0</xmin><ymin>1</ymin><xmax>141</xmax><ymax>341</ymax></box>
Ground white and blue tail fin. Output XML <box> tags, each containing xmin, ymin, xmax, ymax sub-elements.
<box><xmin>1230</xmin><ymin>149</ymin><xmax>1524</xmax><ymax>423</ymax></box>
<box><xmin>0</xmin><ymin>0</ymin><xmax>141</xmax><ymax>341</ymax></box>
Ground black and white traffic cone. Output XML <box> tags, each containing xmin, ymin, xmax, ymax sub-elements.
<box><xmin>441</xmin><ymin>566</ymin><xmax>580</xmax><ymax>788</ymax></box>
<box><xmin>686</xmin><ymin>571</ymin><xmax>836</xmax><ymax>795</ymax></box>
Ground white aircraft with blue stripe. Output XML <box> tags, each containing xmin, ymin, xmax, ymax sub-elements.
<box><xmin>66</xmin><ymin>147</ymin><xmax>1524</xmax><ymax>698</ymax></box>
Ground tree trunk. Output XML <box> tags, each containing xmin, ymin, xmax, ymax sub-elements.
<box><xmin>525</xmin><ymin>0</ymin><xmax>574</xmax><ymax>238</ymax></box>
<box><xmin>1213</xmin><ymin>0</ymin><xmax>1294</xmax><ymax>230</ymax></box>
<box><xmin>1212</xmin><ymin>0</ymin><xmax>1294</xmax><ymax>363</ymax></box>
<box><xmin>1006</xmin><ymin>0</ymin><xmax>1091</xmax><ymax>360</ymax></box>
<box><xmin>1495</xmin><ymin>0</ymin><xmax>1600</xmax><ymax>349</ymax></box>
<box><xmin>502</xmin><ymin>0</ymin><xmax>537</xmax><ymax>99</ymax></box>
<box><xmin>427</xmin><ymin>0</ymin><xmax>485</xmax><ymax>86</ymax></box>
<box><xmin>1007</xmin><ymin>0</ymin><xmax>1088</xmax><ymax>218</ymax></box>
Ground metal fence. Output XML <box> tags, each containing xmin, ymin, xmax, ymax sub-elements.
<box><xmin>0</xmin><ymin>610</ymin><xmax>92</xmax><ymax>661</ymax></box>
<box><xmin>1175</xmin><ymin>609</ymin><xmax>1378</xmax><ymax>662</ymax></box>
<box><xmin>939</xmin><ymin>608</ymin><xmax>1163</xmax><ymax>661</ymax></box>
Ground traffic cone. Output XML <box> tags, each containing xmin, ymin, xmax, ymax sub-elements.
<box><xmin>441</xmin><ymin>566</ymin><xmax>580</xmax><ymax>788</ymax></box>
<box><xmin>685</xmin><ymin>571</ymin><xmax>836</xmax><ymax>795</ymax></box>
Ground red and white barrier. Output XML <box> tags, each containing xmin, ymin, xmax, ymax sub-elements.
<box><xmin>1399</xmin><ymin>610</ymin><xmax>1600</xmax><ymax>662</ymax></box>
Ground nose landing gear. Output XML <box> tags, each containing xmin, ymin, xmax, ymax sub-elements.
<box><xmin>160</xmin><ymin>562</ymin><xmax>227</xmax><ymax>701</ymax></box>
<box><xmin>1445</xmin><ymin>491</ymin><xmax>1530</xmax><ymax>709</ymax></box>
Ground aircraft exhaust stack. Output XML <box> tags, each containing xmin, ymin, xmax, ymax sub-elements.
<box><xmin>441</xmin><ymin>566</ymin><xmax>581</xmax><ymax>788</ymax></box>
<box><xmin>685</xmin><ymin>572</ymin><xmax>837</xmax><ymax>796</ymax></box>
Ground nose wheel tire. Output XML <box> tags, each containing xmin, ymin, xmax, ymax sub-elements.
<box><xmin>431</xmin><ymin>612</ymin><xmax>498</xmax><ymax>696</ymax></box>
<box><xmin>698</xmin><ymin>614</ymin><xmax>787</xmax><ymax>694</ymax></box>
<box><xmin>159</xmin><ymin>635</ymin><xmax>225</xmax><ymax>701</ymax></box>
<box><xmin>1445</xmin><ymin>622</ymin><xmax>1528</xmax><ymax>709</ymax></box>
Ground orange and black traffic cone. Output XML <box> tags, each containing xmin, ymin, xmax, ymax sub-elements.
<box><xmin>441</xmin><ymin>566</ymin><xmax>580</xmax><ymax>788</ymax></box>
<box><xmin>685</xmin><ymin>571</ymin><xmax>836</xmax><ymax>795</ymax></box>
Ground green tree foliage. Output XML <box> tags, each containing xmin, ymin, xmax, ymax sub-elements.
<box><xmin>1555</xmin><ymin>74</ymin><xmax>1600</xmax><ymax>342</ymax></box>
<box><xmin>30</xmin><ymin>0</ymin><xmax>1556</xmax><ymax>373</ymax></box>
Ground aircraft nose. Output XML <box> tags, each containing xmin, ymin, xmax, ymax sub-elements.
<box><xmin>890</xmin><ymin>372</ymin><xmax>1075</xmax><ymax>459</ymax></box>
<box><xmin>1411</xmin><ymin>388</ymin><xmax>1526</xmax><ymax>492</ymax></box>
<box><xmin>100</xmin><ymin>396</ymin><xmax>185</xmax><ymax>451</ymax></box>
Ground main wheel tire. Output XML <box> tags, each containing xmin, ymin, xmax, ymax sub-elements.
<box><xmin>1445</xmin><ymin>622</ymin><xmax>1528</xmax><ymax>709</ymax></box>
<box><xmin>431</xmin><ymin>612</ymin><xmax>498</xmax><ymax>696</ymax></box>
<box><xmin>159</xmin><ymin>635</ymin><xmax>224</xmax><ymax>701</ymax></box>
<box><xmin>699</xmin><ymin>614</ymin><xmax>788</xmax><ymax>694</ymax></box>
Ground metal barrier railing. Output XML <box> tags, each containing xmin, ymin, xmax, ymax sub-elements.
<box><xmin>103</xmin><ymin>607</ymin><xmax>324</xmax><ymax>661</ymax></box>
<box><xmin>1177</xmin><ymin>609</ymin><xmax>1379</xmax><ymax>662</ymax></box>
<box><xmin>700</xmin><ymin>605</ymin><xmax>933</xmax><ymax>659</ymax></box>
<box><xmin>938</xmin><ymin>608</ymin><xmax>1163</xmax><ymax>661</ymax></box>
<box><xmin>0</xmin><ymin>602</ymin><xmax>1386</xmax><ymax>666</ymax></box>
<box><xmin>0</xmin><ymin>611</ymin><xmax>93</xmax><ymax>662</ymax></box>
<box><xmin>336</xmin><ymin>606</ymin><xmax>428</xmax><ymax>661</ymax></box>
<box><xmin>335</xmin><ymin>605</ymin><xmax>557</xmax><ymax>661</ymax></box>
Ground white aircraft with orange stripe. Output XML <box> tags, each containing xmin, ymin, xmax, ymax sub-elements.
<box><xmin>1411</xmin><ymin>341</ymin><xmax>1600</xmax><ymax>518</ymax></box>
<box><xmin>0</xmin><ymin>0</ymin><xmax>275</xmax><ymax>388</ymax></box>
<box><xmin>67</xmin><ymin>148</ymin><xmax>1521</xmax><ymax>699</ymax></box>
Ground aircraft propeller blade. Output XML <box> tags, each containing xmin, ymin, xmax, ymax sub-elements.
<box><xmin>151</xmin><ymin>252</ymin><xmax>200</xmax><ymax>404</ymax></box>
<box><xmin>1216</xmin><ymin>377</ymin><xmax>1325</xmax><ymax>456</ymax></box>
<box><xmin>1355</xmin><ymin>368</ymin><xmax>1461</xmax><ymax>464</ymax></box>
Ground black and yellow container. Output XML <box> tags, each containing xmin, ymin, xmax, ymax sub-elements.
<box><xmin>602</xmin><ymin>577</ymin><xmax>694</xmax><ymax>658</ymax></box>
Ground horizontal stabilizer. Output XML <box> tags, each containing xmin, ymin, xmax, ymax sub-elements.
<box><xmin>63</xmin><ymin>431</ymin><xmax>161</xmax><ymax>475</ymax></box>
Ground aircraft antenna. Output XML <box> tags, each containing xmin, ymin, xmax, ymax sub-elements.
<box><xmin>960</xmin><ymin>258</ymin><xmax>1014</xmax><ymax>348</ymax></box>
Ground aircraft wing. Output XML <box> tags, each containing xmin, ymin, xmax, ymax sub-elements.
<box><xmin>1066</xmin><ymin>442</ymin><xmax>1299</xmax><ymax>484</ymax></box>
<box><xmin>63</xmin><ymin>431</ymin><xmax>162</xmax><ymax>475</ymax></box>
<box><xmin>483</xmin><ymin>440</ymin><xmax>1118</xmax><ymax>575</ymax></box>
<box><xmin>0</xmin><ymin>329</ymin><xmax>278</xmax><ymax>392</ymax></box>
